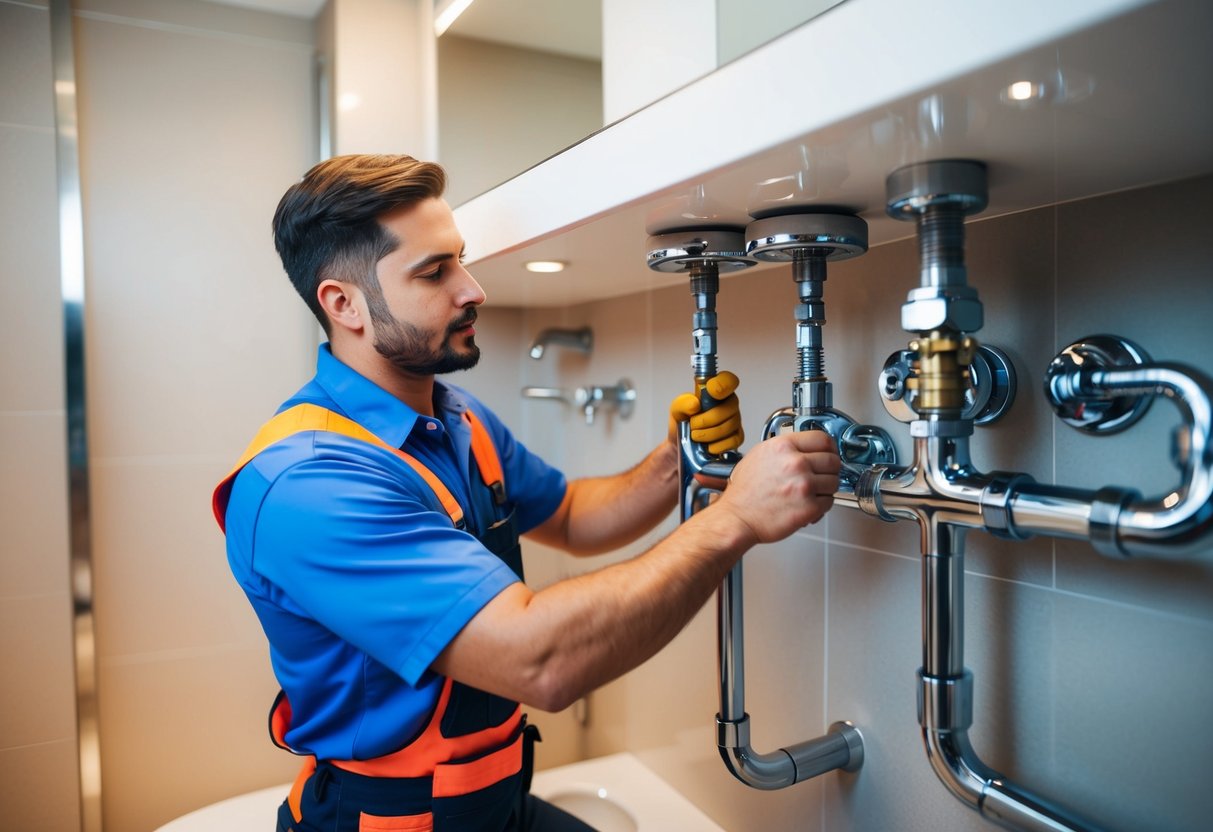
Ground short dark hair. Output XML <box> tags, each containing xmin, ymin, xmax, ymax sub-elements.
<box><xmin>272</xmin><ymin>154</ymin><xmax>447</xmax><ymax>333</ymax></box>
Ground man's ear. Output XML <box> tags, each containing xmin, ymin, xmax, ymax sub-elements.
<box><xmin>317</xmin><ymin>279</ymin><xmax>365</xmax><ymax>334</ymax></box>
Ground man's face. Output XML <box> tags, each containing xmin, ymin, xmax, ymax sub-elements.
<box><xmin>367</xmin><ymin>197</ymin><xmax>486</xmax><ymax>376</ymax></box>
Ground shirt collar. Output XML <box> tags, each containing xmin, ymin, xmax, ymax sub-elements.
<box><xmin>311</xmin><ymin>344</ymin><xmax>470</xmax><ymax>447</ymax></box>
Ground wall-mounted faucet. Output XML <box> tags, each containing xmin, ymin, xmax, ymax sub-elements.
<box><xmin>529</xmin><ymin>326</ymin><xmax>593</xmax><ymax>359</ymax></box>
<box><xmin>521</xmin><ymin>379</ymin><xmax>636</xmax><ymax>425</ymax></box>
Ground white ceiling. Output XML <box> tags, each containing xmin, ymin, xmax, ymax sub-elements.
<box><xmin>206</xmin><ymin>0</ymin><xmax>602</xmax><ymax>61</ymax></box>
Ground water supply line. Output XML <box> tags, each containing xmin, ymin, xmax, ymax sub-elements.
<box><xmin>745</xmin><ymin>212</ymin><xmax>898</xmax><ymax>486</ymax></box>
<box><xmin>646</xmin><ymin>229</ymin><xmax>864</xmax><ymax>789</ymax></box>
<box><xmin>832</xmin><ymin>159</ymin><xmax>1213</xmax><ymax>832</ymax></box>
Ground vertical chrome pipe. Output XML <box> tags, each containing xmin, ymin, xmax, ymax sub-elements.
<box><xmin>50</xmin><ymin>1</ymin><xmax>103</xmax><ymax>829</ymax></box>
<box><xmin>918</xmin><ymin>528</ymin><xmax>1104</xmax><ymax>832</ymax></box>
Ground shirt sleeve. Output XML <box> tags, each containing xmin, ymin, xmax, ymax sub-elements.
<box><xmin>244</xmin><ymin>434</ymin><xmax>519</xmax><ymax>686</ymax></box>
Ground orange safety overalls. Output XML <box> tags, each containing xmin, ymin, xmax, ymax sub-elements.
<box><xmin>213</xmin><ymin>404</ymin><xmax>540</xmax><ymax>832</ymax></box>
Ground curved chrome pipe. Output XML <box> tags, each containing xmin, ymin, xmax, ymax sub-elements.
<box><xmin>677</xmin><ymin>422</ymin><xmax>864</xmax><ymax>789</ymax></box>
<box><xmin>528</xmin><ymin>326</ymin><xmax>592</xmax><ymax>359</ymax></box>
<box><xmin>917</xmin><ymin>528</ymin><xmax>1104</xmax><ymax>832</ymax></box>
<box><xmin>849</xmin><ymin>356</ymin><xmax>1213</xmax><ymax>561</ymax></box>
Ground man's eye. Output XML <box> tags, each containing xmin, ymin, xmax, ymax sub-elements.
<box><xmin>420</xmin><ymin>268</ymin><xmax>442</xmax><ymax>281</ymax></box>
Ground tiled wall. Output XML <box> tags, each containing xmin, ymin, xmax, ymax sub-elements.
<box><xmin>0</xmin><ymin>2</ymin><xmax>82</xmax><ymax>830</ymax></box>
<box><xmin>512</xmin><ymin>173</ymin><xmax>1213</xmax><ymax>832</ymax></box>
<box><xmin>73</xmin><ymin>1</ymin><xmax>318</xmax><ymax>826</ymax></box>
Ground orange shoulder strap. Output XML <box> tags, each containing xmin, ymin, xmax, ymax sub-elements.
<box><xmin>212</xmin><ymin>403</ymin><xmax>464</xmax><ymax>532</ymax></box>
<box><xmin>462</xmin><ymin>409</ymin><xmax>506</xmax><ymax>505</ymax></box>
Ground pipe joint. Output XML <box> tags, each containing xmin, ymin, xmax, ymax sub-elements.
<box><xmin>918</xmin><ymin>669</ymin><xmax>974</xmax><ymax>733</ymax></box>
<box><xmin>1088</xmin><ymin>486</ymin><xmax>1141</xmax><ymax>559</ymax></box>
<box><xmin>716</xmin><ymin>714</ymin><xmax>750</xmax><ymax>750</ymax></box>
<box><xmin>902</xmin><ymin>286</ymin><xmax>984</xmax><ymax>333</ymax></box>
<box><xmin>981</xmin><ymin>471</ymin><xmax>1037</xmax><ymax>540</ymax></box>
<box><xmin>856</xmin><ymin>465</ymin><xmax>900</xmax><ymax>522</ymax></box>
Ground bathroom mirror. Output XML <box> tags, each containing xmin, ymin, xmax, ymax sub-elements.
<box><xmin>436</xmin><ymin>0</ymin><xmax>849</xmax><ymax>206</ymax></box>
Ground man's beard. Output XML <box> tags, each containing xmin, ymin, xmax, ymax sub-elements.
<box><xmin>373</xmin><ymin>309</ymin><xmax>481</xmax><ymax>375</ymax></box>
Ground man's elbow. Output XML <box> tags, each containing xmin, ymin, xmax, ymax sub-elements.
<box><xmin>519</xmin><ymin>660</ymin><xmax>584</xmax><ymax>713</ymax></box>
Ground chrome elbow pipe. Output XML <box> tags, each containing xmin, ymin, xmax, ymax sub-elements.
<box><xmin>1007</xmin><ymin>359</ymin><xmax>1213</xmax><ymax>558</ymax></box>
<box><xmin>528</xmin><ymin>326</ymin><xmax>592</xmax><ymax>360</ymax></box>
<box><xmin>677</xmin><ymin>421</ymin><xmax>865</xmax><ymax>788</ymax></box>
<box><xmin>920</xmin><ymin>670</ymin><xmax>1103</xmax><ymax>832</ymax></box>
<box><xmin>1086</xmin><ymin>362</ymin><xmax>1213</xmax><ymax>557</ymax></box>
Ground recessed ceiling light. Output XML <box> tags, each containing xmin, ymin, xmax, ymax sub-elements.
<box><xmin>524</xmin><ymin>260</ymin><xmax>567</xmax><ymax>273</ymax></box>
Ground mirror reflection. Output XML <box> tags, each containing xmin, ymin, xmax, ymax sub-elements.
<box><xmin>436</xmin><ymin>0</ymin><xmax>848</xmax><ymax>205</ymax></box>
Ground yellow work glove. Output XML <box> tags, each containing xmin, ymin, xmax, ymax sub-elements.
<box><xmin>668</xmin><ymin>370</ymin><xmax>744</xmax><ymax>454</ymax></box>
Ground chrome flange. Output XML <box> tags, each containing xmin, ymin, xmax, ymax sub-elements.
<box><xmin>1044</xmin><ymin>334</ymin><xmax>1154</xmax><ymax>434</ymax></box>
<box><xmin>645</xmin><ymin>229</ymin><xmax>755</xmax><ymax>273</ymax></box>
<box><xmin>886</xmin><ymin>159</ymin><xmax>988</xmax><ymax>219</ymax></box>
<box><xmin>744</xmin><ymin>213</ymin><xmax>868</xmax><ymax>262</ymax></box>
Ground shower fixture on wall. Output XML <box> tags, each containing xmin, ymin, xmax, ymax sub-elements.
<box><xmin>529</xmin><ymin>325</ymin><xmax>593</xmax><ymax>359</ymax></box>
<box><xmin>521</xmin><ymin>379</ymin><xmax>637</xmax><ymax>425</ymax></box>
<box><xmin>647</xmin><ymin>227</ymin><xmax>865</xmax><ymax>789</ymax></box>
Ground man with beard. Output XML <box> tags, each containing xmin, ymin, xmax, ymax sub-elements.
<box><xmin>214</xmin><ymin>154</ymin><xmax>841</xmax><ymax>832</ymax></box>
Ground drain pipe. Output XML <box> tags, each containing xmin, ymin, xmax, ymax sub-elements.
<box><xmin>647</xmin><ymin>230</ymin><xmax>864</xmax><ymax>789</ymax></box>
<box><xmin>837</xmin><ymin>159</ymin><xmax>1213</xmax><ymax>832</ymax></box>
<box><xmin>866</xmin><ymin>159</ymin><xmax>1107</xmax><ymax>832</ymax></box>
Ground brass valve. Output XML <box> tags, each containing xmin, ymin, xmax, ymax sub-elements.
<box><xmin>906</xmin><ymin>332</ymin><xmax>979</xmax><ymax>414</ymax></box>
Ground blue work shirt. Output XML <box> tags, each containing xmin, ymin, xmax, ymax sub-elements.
<box><xmin>222</xmin><ymin>345</ymin><xmax>567</xmax><ymax>761</ymax></box>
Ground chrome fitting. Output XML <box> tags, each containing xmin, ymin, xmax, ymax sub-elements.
<box><xmin>1087</xmin><ymin>486</ymin><xmax>1141</xmax><ymax>559</ymax></box>
<box><xmin>856</xmin><ymin>465</ymin><xmax>898</xmax><ymax>522</ymax></box>
<box><xmin>717</xmin><ymin>714</ymin><xmax>751</xmax><ymax>749</ymax></box>
<box><xmin>910</xmin><ymin>419</ymin><xmax>973</xmax><ymax>438</ymax></box>
<box><xmin>1044</xmin><ymin>335</ymin><xmax>1154</xmax><ymax>434</ymax></box>
<box><xmin>980</xmin><ymin>472</ymin><xmax>1036</xmax><ymax>539</ymax></box>
<box><xmin>793</xmin><ymin>380</ymin><xmax>832</xmax><ymax>410</ymax></box>
<box><xmin>902</xmin><ymin>285</ymin><xmax>984</xmax><ymax>333</ymax></box>
<box><xmin>918</xmin><ymin>670</ymin><xmax>974</xmax><ymax>733</ymax></box>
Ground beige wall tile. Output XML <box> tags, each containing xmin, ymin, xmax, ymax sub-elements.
<box><xmin>1052</xmin><ymin>592</ymin><xmax>1213</xmax><ymax>832</ymax></box>
<box><xmin>0</xmin><ymin>2</ymin><xmax>54</xmax><ymax>128</ymax></box>
<box><xmin>0</xmin><ymin>592</ymin><xmax>77</xmax><ymax>749</ymax></box>
<box><xmin>457</xmin><ymin>306</ymin><xmax>526</xmax><ymax>429</ymax></box>
<box><xmin>89</xmin><ymin>460</ymin><xmax>265</xmax><ymax>660</ymax></box>
<box><xmin>75</xmin><ymin>13</ymin><xmax>317</xmax><ymax>461</ymax></box>
<box><xmin>0</xmin><ymin>740</ymin><xmax>82</xmax><ymax>832</ymax></box>
<box><xmin>0</xmin><ymin>411</ymin><xmax>71</xmax><ymax>598</ymax></box>
<box><xmin>0</xmin><ymin>124</ymin><xmax>64</xmax><ymax>413</ymax></box>
<box><xmin>98</xmin><ymin>647</ymin><xmax>298</xmax><ymax>832</ymax></box>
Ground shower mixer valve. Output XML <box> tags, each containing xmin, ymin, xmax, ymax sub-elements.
<box><xmin>745</xmin><ymin>212</ymin><xmax>897</xmax><ymax>481</ymax></box>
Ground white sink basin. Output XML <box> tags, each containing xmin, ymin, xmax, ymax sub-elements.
<box><xmin>544</xmin><ymin>786</ymin><xmax>638</xmax><ymax>832</ymax></box>
<box><xmin>531</xmin><ymin>752</ymin><xmax>725</xmax><ymax>832</ymax></box>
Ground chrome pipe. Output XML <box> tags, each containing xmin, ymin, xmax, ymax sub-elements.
<box><xmin>528</xmin><ymin>326</ymin><xmax>592</xmax><ymax>360</ymax></box>
<box><xmin>1002</xmin><ymin>361</ymin><xmax>1213</xmax><ymax>557</ymax></box>
<box><xmin>676</xmin><ymin>421</ymin><xmax>864</xmax><ymax>789</ymax></box>
<box><xmin>918</xmin><ymin>533</ymin><xmax>1105</xmax><ymax>832</ymax></box>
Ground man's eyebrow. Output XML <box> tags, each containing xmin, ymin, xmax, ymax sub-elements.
<box><xmin>408</xmin><ymin>244</ymin><xmax>467</xmax><ymax>273</ymax></box>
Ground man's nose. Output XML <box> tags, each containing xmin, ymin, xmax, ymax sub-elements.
<box><xmin>456</xmin><ymin>264</ymin><xmax>486</xmax><ymax>306</ymax></box>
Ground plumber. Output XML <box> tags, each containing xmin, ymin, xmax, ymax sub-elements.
<box><xmin>212</xmin><ymin>154</ymin><xmax>841</xmax><ymax>832</ymax></box>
